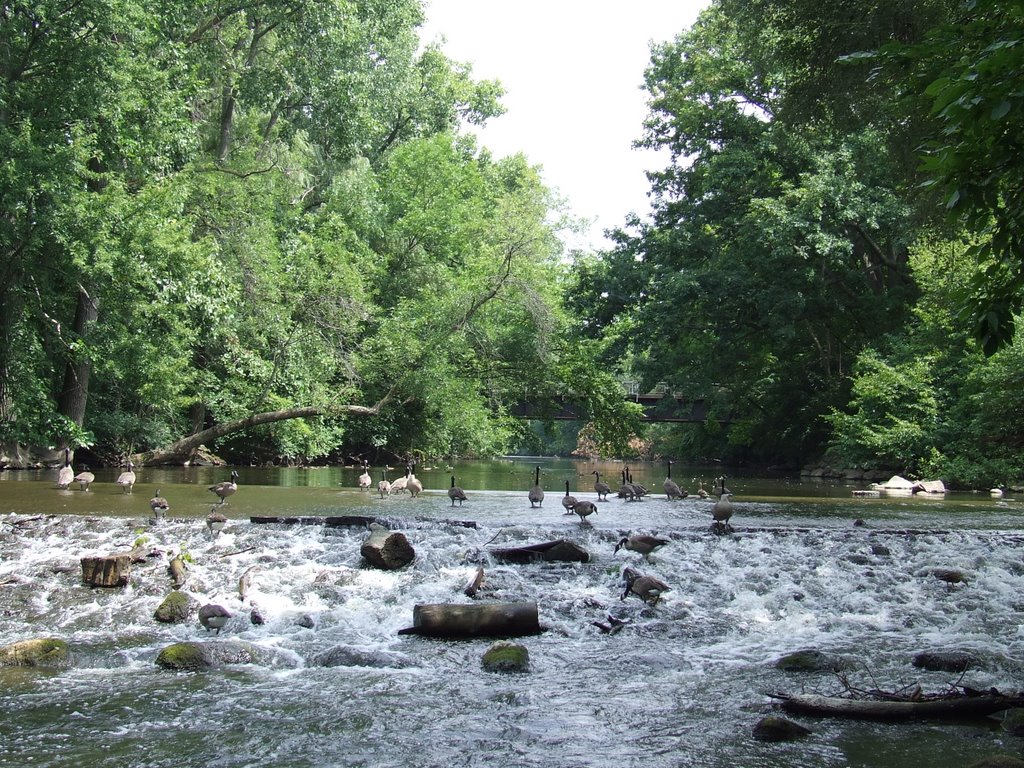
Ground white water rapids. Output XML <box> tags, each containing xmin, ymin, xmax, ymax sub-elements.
<box><xmin>2</xmin><ymin>478</ymin><xmax>1023</xmax><ymax>767</ymax></box>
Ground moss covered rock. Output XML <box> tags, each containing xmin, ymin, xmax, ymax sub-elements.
<box><xmin>752</xmin><ymin>716</ymin><xmax>813</xmax><ymax>742</ymax></box>
<box><xmin>155</xmin><ymin>640</ymin><xmax>259</xmax><ymax>671</ymax></box>
<box><xmin>0</xmin><ymin>637</ymin><xmax>72</xmax><ymax>668</ymax></box>
<box><xmin>774</xmin><ymin>649</ymin><xmax>848</xmax><ymax>673</ymax></box>
<box><xmin>153</xmin><ymin>591</ymin><xmax>196</xmax><ymax>624</ymax></box>
<box><xmin>481</xmin><ymin>641</ymin><xmax>530</xmax><ymax>673</ymax></box>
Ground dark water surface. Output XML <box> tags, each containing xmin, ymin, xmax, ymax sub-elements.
<box><xmin>1</xmin><ymin>460</ymin><xmax>1022</xmax><ymax>767</ymax></box>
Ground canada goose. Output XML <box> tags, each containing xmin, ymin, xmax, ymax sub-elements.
<box><xmin>358</xmin><ymin>461</ymin><xmax>372</xmax><ymax>490</ymax></box>
<box><xmin>618</xmin><ymin>470</ymin><xmax>635</xmax><ymax>500</ymax></box>
<box><xmin>448</xmin><ymin>476</ymin><xmax>467</xmax><ymax>506</ymax></box>
<box><xmin>572</xmin><ymin>499</ymin><xmax>598</xmax><ymax>524</ymax></box>
<box><xmin>615</xmin><ymin>534</ymin><xmax>670</xmax><ymax>561</ymax></box>
<box><xmin>696</xmin><ymin>478</ymin><xmax>709</xmax><ymax>499</ymax></box>
<box><xmin>627</xmin><ymin>468</ymin><xmax>648</xmax><ymax>500</ymax></box>
<box><xmin>592</xmin><ymin>471</ymin><xmax>610</xmax><ymax>501</ymax></box>
<box><xmin>389</xmin><ymin>467</ymin><xmax>409</xmax><ymax>495</ymax></box>
<box><xmin>561</xmin><ymin>480</ymin><xmax>578</xmax><ymax>514</ymax></box>
<box><xmin>116</xmin><ymin>460</ymin><xmax>136</xmax><ymax>494</ymax></box>
<box><xmin>198</xmin><ymin>603</ymin><xmax>232</xmax><ymax>634</ymax></box>
<box><xmin>206</xmin><ymin>508</ymin><xmax>228</xmax><ymax>538</ymax></box>
<box><xmin>73</xmin><ymin>465</ymin><xmax>95</xmax><ymax>491</ymax></box>
<box><xmin>621</xmin><ymin>567</ymin><xmax>671</xmax><ymax>606</ymax></box>
<box><xmin>407</xmin><ymin>465</ymin><xmax>423</xmax><ymax>497</ymax></box>
<box><xmin>377</xmin><ymin>470</ymin><xmax>391</xmax><ymax>498</ymax></box>
<box><xmin>712</xmin><ymin>475</ymin><xmax>734</xmax><ymax>532</ymax></box>
<box><xmin>663</xmin><ymin>460</ymin><xmax>685</xmax><ymax>500</ymax></box>
<box><xmin>209</xmin><ymin>470</ymin><xmax>239</xmax><ymax>505</ymax></box>
<box><xmin>56</xmin><ymin>449</ymin><xmax>73</xmax><ymax>489</ymax></box>
<box><xmin>149</xmin><ymin>489</ymin><xmax>169</xmax><ymax>521</ymax></box>
<box><xmin>528</xmin><ymin>466</ymin><xmax>544</xmax><ymax>508</ymax></box>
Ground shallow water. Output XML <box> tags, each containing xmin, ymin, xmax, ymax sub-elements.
<box><xmin>1</xmin><ymin>460</ymin><xmax>1023</xmax><ymax>767</ymax></box>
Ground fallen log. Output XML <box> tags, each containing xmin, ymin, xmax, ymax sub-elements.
<box><xmin>489</xmin><ymin>540</ymin><xmax>589</xmax><ymax>564</ymax></box>
<box><xmin>398</xmin><ymin>601</ymin><xmax>542</xmax><ymax>639</ymax></box>
<box><xmin>770</xmin><ymin>692</ymin><xmax>1024</xmax><ymax>721</ymax></box>
<box><xmin>249</xmin><ymin>515</ymin><xmax>477</xmax><ymax>529</ymax></box>
<box><xmin>81</xmin><ymin>554</ymin><xmax>131</xmax><ymax>587</ymax></box>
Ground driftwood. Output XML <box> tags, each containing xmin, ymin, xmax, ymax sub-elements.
<box><xmin>81</xmin><ymin>554</ymin><xmax>131</xmax><ymax>587</ymax></box>
<box><xmin>398</xmin><ymin>602</ymin><xmax>541</xmax><ymax>639</ymax></box>
<box><xmin>463</xmin><ymin>566</ymin><xmax>485</xmax><ymax>597</ymax></box>
<box><xmin>770</xmin><ymin>691</ymin><xmax>1024</xmax><ymax>721</ymax></box>
<box><xmin>489</xmin><ymin>540</ymin><xmax>590</xmax><ymax>564</ymax></box>
<box><xmin>360</xmin><ymin>524</ymin><xmax>415</xmax><ymax>570</ymax></box>
<box><xmin>168</xmin><ymin>554</ymin><xmax>188</xmax><ymax>588</ymax></box>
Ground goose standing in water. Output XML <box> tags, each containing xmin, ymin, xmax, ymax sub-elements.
<box><xmin>209</xmin><ymin>470</ymin><xmax>239</xmax><ymax>505</ymax></box>
<box><xmin>571</xmin><ymin>499</ymin><xmax>598</xmax><ymax>525</ymax></box>
<box><xmin>357</xmin><ymin>461</ymin><xmax>372</xmax><ymax>491</ymax></box>
<box><xmin>389</xmin><ymin>467</ymin><xmax>409</xmax><ymax>495</ymax></box>
<box><xmin>528</xmin><ymin>466</ymin><xmax>544</xmax><ymax>508</ymax></box>
<box><xmin>56</xmin><ymin>449</ymin><xmax>74</xmax><ymax>489</ymax></box>
<box><xmin>206</xmin><ymin>508</ymin><xmax>228</xmax><ymax>538</ymax></box>
<box><xmin>407</xmin><ymin>464</ymin><xmax>423</xmax><ymax>498</ymax></box>
<box><xmin>448</xmin><ymin>476</ymin><xmax>467</xmax><ymax>507</ymax></box>
<box><xmin>377</xmin><ymin>470</ymin><xmax>391</xmax><ymax>498</ymax></box>
<box><xmin>73</xmin><ymin>465</ymin><xmax>95</xmax><ymax>491</ymax></box>
<box><xmin>617</xmin><ymin>470</ymin><xmax>635</xmax><ymax>501</ymax></box>
<box><xmin>150</xmin><ymin>489</ymin><xmax>170</xmax><ymax>522</ymax></box>
<box><xmin>592</xmin><ymin>471</ymin><xmax>610</xmax><ymax>501</ymax></box>
<box><xmin>627</xmin><ymin>468</ymin><xmax>648</xmax><ymax>500</ymax></box>
<box><xmin>711</xmin><ymin>475</ymin><xmax>734</xmax><ymax>533</ymax></box>
<box><xmin>116</xmin><ymin>460</ymin><xmax>137</xmax><ymax>494</ymax></box>
<box><xmin>615</xmin><ymin>534</ymin><xmax>670</xmax><ymax>562</ymax></box>
<box><xmin>198</xmin><ymin>603</ymin><xmax>232</xmax><ymax>634</ymax></box>
<box><xmin>561</xmin><ymin>480</ymin><xmax>578</xmax><ymax>514</ymax></box>
<box><xmin>663</xmin><ymin>460</ymin><xmax>685</xmax><ymax>500</ymax></box>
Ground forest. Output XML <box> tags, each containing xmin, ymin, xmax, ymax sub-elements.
<box><xmin>0</xmin><ymin>0</ymin><xmax>1021</xmax><ymax>489</ymax></box>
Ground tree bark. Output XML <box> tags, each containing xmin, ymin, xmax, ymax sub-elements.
<box><xmin>57</xmin><ymin>285</ymin><xmax>98</xmax><ymax>440</ymax></box>
<box><xmin>398</xmin><ymin>602</ymin><xmax>541</xmax><ymax>639</ymax></box>
<box><xmin>771</xmin><ymin>692</ymin><xmax>1024</xmax><ymax>721</ymax></box>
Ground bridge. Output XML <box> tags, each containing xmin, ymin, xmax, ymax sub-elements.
<box><xmin>511</xmin><ymin>381</ymin><xmax>730</xmax><ymax>424</ymax></box>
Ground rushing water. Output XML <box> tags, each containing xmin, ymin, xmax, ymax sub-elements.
<box><xmin>1</xmin><ymin>459</ymin><xmax>1023</xmax><ymax>768</ymax></box>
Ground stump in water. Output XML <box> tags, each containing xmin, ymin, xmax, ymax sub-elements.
<box><xmin>398</xmin><ymin>602</ymin><xmax>541</xmax><ymax>639</ymax></box>
<box><xmin>360</xmin><ymin>523</ymin><xmax>415</xmax><ymax>570</ymax></box>
<box><xmin>80</xmin><ymin>554</ymin><xmax>130</xmax><ymax>587</ymax></box>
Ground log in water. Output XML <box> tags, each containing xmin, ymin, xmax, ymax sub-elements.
<box><xmin>398</xmin><ymin>602</ymin><xmax>542</xmax><ymax>638</ymax></box>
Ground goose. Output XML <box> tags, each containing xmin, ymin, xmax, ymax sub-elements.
<box><xmin>571</xmin><ymin>499</ymin><xmax>598</xmax><ymax>524</ymax></box>
<box><xmin>389</xmin><ymin>467</ymin><xmax>409</xmax><ymax>495</ymax></box>
<box><xmin>407</xmin><ymin>464</ymin><xmax>423</xmax><ymax>498</ymax></box>
<box><xmin>377</xmin><ymin>470</ymin><xmax>391</xmax><ymax>498</ymax></box>
<box><xmin>615</xmin><ymin>534</ymin><xmax>670</xmax><ymax>561</ymax></box>
<box><xmin>198</xmin><ymin>603</ymin><xmax>232</xmax><ymax>634</ymax></box>
<box><xmin>206</xmin><ymin>507</ymin><xmax>228</xmax><ymax>538</ymax></box>
<box><xmin>357</xmin><ymin>461</ymin><xmax>372</xmax><ymax>490</ymax></box>
<box><xmin>528</xmin><ymin>466</ymin><xmax>544</xmax><ymax>508</ymax></box>
<box><xmin>592</xmin><ymin>471</ymin><xmax>610</xmax><ymax>501</ymax></box>
<box><xmin>663</xmin><ymin>460</ymin><xmax>685</xmax><ymax>500</ymax></box>
<box><xmin>621</xmin><ymin>567</ymin><xmax>671</xmax><ymax>606</ymax></box>
<box><xmin>150</xmin><ymin>489</ymin><xmax>170</xmax><ymax>521</ymax></box>
<box><xmin>618</xmin><ymin>470</ymin><xmax>635</xmax><ymax>501</ymax></box>
<box><xmin>73</xmin><ymin>465</ymin><xmax>95</xmax><ymax>491</ymax></box>
<box><xmin>561</xmin><ymin>480</ymin><xmax>578</xmax><ymax>514</ymax></box>
<box><xmin>448</xmin><ymin>476</ymin><xmax>467</xmax><ymax>507</ymax></box>
<box><xmin>627</xmin><ymin>468</ymin><xmax>648</xmax><ymax>500</ymax></box>
<box><xmin>56</xmin><ymin>448</ymin><xmax>73</xmax><ymax>489</ymax></box>
<box><xmin>116</xmin><ymin>460</ymin><xmax>136</xmax><ymax>494</ymax></box>
<box><xmin>711</xmin><ymin>475</ymin><xmax>734</xmax><ymax>532</ymax></box>
<box><xmin>696</xmin><ymin>478</ymin><xmax>709</xmax><ymax>499</ymax></box>
<box><xmin>209</xmin><ymin>470</ymin><xmax>239</xmax><ymax>505</ymax></box>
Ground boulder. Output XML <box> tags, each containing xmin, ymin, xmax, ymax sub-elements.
<box><xmin>913</xmin><ymin>479</ymin><xmax>947</xmax><ymax>494</ymax></box>
<box><xmin>481</xmin><ymin>641</ymin><xmax>530</xmax><ymax>673</ymax></box>
<box><xmin>752</xmin><ymin>716</ymin><xmax>812</xmax><ymax>742</ymax></box>
<box><xmin>774</xmin><ymin>649</ymin><xmax>849</xmax><ymax>673</ymax></box>
<box><xmin>155</xmin><ymin>640</ymin><xmax>263</xmax><ymax>671</ymax></box>
<box><xmin>154</xmin><ymin>591</ymin><xmax>197</xmax><ymax>623</ymax></box>
<box><xmin>0</xmin><ymin>637</ymin><xmax>72</xmax><ymax>668</ymax></box>
<box><xmin>312</xmin><ymin>646</ymin><xmax>414</xmax><ymax>668</ymax></box>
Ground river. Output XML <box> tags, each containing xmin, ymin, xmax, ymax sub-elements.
<box><xmin>1</xmin><ymin>458</ymin><xmax>1022</xmax><ymax>767</ymax></box>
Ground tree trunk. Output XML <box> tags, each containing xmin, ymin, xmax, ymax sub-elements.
<box><xmin>772</xmin><ymin>692</ymin><xmax>1024</xmax><ymax>721</ymax></box>
<box><xmin>57</xmin><ymin>285</ymin><xmax>98</xmax><ymax>439</ymax></box>
<box><xmin>398</xmin><ymin>602</ymin><xmax>541</xmax><ymax>639</ymax></box>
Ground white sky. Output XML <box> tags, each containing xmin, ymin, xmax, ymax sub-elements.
<box><xmin>419</xmin><ymin>1</ymin><xmax>709</xmax><ymax>252</ymax></box>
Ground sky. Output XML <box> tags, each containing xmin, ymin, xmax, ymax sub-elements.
<box><xmin>419</xmin><ymin>1</ymin><xmax>709</xmax><ymax>251</ymax></box>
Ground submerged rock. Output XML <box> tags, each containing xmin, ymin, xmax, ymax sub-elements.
<box><xmin>752</xmin><ymin>715</ymin><xmax>812</xmax><ymax>742</ymax></box>
<box><xmin>912</xmin><ymin>650</ymin><xmax>978</xmax><ymax>673</ymax></box>
<box><xmin>0</xmin><ymin>637</ymin><xmax>72</xmax><ymax>668</ymax></box>
<box><xmin>312</xmin><ymin>646</ymin><xmax>413</xmax><ymax>668</ymax></box>
<box><xmin>481</xmin><ymin>641</ymin><xmax>530</xmax><ymax>673</ymax></box>
<box><xmin>774</xmin><ymin>649</ymin><xmax>849</xmax><ymax>673</ymax></box>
